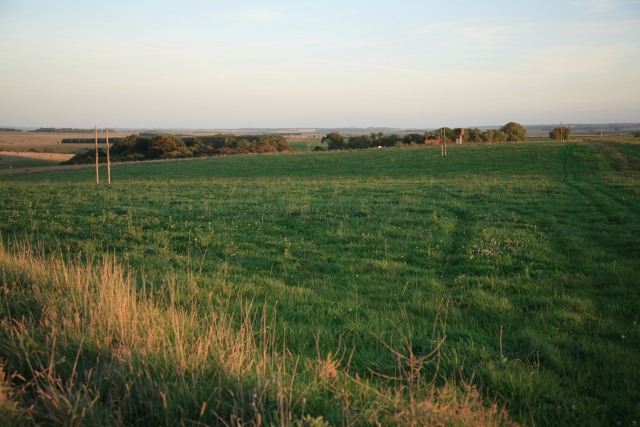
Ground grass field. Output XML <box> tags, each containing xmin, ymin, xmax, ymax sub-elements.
<box><xmin>287</xmin><ymin>139</ymin><xmax>322</xmax><ymax>151</ymax></box>
<box><xmin>1</xmin><ymin>141</ymin><xmax>639</xmax><ymax>425</ymax></box>
<box><xmin>0</xmin><ymin>153</ymin><xmax>61</xmax><ymax>170</ymax></box>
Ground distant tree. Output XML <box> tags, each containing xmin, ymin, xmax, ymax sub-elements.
<box><xmin>466</xmin><ymin>128</ymin><xmax>483</xmax><ymax>143</ymax></box>
<box><xmin>111</xmin><ymin>134</ymin><xmax>140</xmax><ymax>155</ymax></box>
<box><xmin>347</xmin><ymin>134</ymin><xmax>372</xmax><ymax>149</ymax></box>
<box><xmin>380</xmin><ymin>134</ymin><xmax>402</xmax><ymax>147</ymax></box>
<box><xmin>63</xmin><ymin>133</ymin><xmax>289</xmax><ymax>164</ymax></box>
<box><xmin>403</xmin><ymin>133</ymin><xmax>425</xmax><ymax>145</ymax></box>
<box><xmin>147</xmin><ymin>135</ymin><xmax>191</xmax><ymax>159</ymax></box>
<box><xmin>434</xmin><ymin>127</ymin><xmax>455</xmax><ymax>143</ymax></box>
<box><xmin>322</xmin><ymin>132</ymin><xmax>346</xmax><ymax>150</ymax></box>
<box><xmin>31</xmin><ymin>127</ymin><xmax>93</xmax><ymax>133</ymax></box>
<box><xmin>492</xmin><ymin>130</ymin><xmax>508</xmax><ymax>143</ymax></box>
<box><xmin>549</xmin><ymin>126</ymin><xmax>571</xmax><ymax>141</ymax></box>
<box><xmin>480</xmin><ymin>129</ymin><xmax>507</xmax><ymax>143</ymax></box>
<box><xmin>501</xmin><ymin>122</ymin><xmax>527</xmax><ymax>142</ymax></box>
<box><xmin>481</xmin><ymin>130</ymin><xmax>494</xmax><ymax>143</ymax></box>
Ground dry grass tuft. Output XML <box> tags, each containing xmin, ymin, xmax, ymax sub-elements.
<box><xmin>0</xmin><ymin>237</ymin><xmax>517</xmax><ymax>425</ymax></box>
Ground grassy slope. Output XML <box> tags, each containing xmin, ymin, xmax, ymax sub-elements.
<box><xmin>1</xmin><ymin>141</ymin><xmax>639</xmax><ymax>425</ymax></box>
<box><xmin>0</xmin><ymin>154</ymin><xmax>60</xmax><ymax>171</ymax></box>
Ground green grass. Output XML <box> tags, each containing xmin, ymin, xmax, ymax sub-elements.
<box><xmin>286</xmin><ymin>139</ymin><xmax>318</xmax><ymax>151</ymax></box>
<box><xmin>0</xmin><ymin>154</ymin><xmax>60</xmax><ymax>171</ymax></box>
<box><xmin>1</xmin><ymin>141</ymin><xmax>639</xmax><ymax>425</ymax></box>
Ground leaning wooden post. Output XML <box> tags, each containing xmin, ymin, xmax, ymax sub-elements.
<box><xmin>95</xmin><ymin>126</ymin><xmax>100</xmax><ymax>184</ymax></box>
<box><xmin>106</xmin><ymin>127</ymin><xmax>111</xmax><ymax>185</ymax></box>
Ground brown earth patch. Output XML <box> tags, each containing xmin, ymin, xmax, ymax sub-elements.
<box><xmin>0</xmin><ymin>150</ymin><xmax>74</xmax><ymax>162</ymax></box>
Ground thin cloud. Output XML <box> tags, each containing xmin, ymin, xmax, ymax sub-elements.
<box><xmin>570</xmin><ymin>18</ymin><xmax>640</xmax><ymax>36</ymax></box>
<box><xmin>411</xmin><ymin>22</ymin><xmax>510</xmax><ymax>48</ymax></box>
<box><xmin>410</xmin><ymin>23</ymin><xmax>453</xmax><ymax>36</ymax></box>
<box><xmin>572</xmin><ymin>0</ymin><xmax>618</xmax><ymax>13</ymax></box>
<box><xmin>516</xmin><ymin>43</ymin><xmax>638</xmax><ymax>75</ymax></box>
<box><xmin>458</xmin><ymin>26</ymin><xmax>509</xmax><ymax>46</ymax></box>
<box><xmin>225</xmin><ymin>8</ymin><xmax>280</xmax><ymax>22</ymax></box>
<box><xmin>319</xmin><ymin>59</ymin><xmax>423</xmax><ymax>75</ymax></box>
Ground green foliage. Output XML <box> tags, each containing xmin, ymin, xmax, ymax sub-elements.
<box><xmin>62</xmin><ymin>134</ymin><xmax>291</xmax><ymax>164</ymax></box>
<box><xmin>322</xmin><ymin>123</ymin><xmax>527</xmax><ymax>152</ymax></box>
<box><xmin>466</xmin><ymin>128</ymin><xmax>484</xmax><ymax>143</ymax></box>
<box><xmin>60</xmin><ymin>137</ymin><xmax>125</xmax><ymax>144</ymax></box>
<box><xmin>432</xmin><ymin>127</ymin><xmax>455</xmax><ymax>142</ymax></box>
<box><xmin>403</xmin><ymin>133</ymin><xmax>426</xmax><ymax>145</ymax></box>
<box><xmin>482</xmin><ymin>129</ymin><xmax>508</xmax><ymax>142</ymax></box>
<box><xmin>346</xmin><ymin>134</ymin><xmax>372</xmax><ymax>149</ymax></box>
<box><xmin>550</xmin><ymin>126</ymin><xmax>571</xmax><ymax>140</ymax></box>
<box><xmin>321</xmin><ymin>132</ymin><xmax>346</xmax><ymax>150</ymax></box>
<box><xmin>501</xmin><ymin>122</ymin><xmax>527</xmax><ymax>141</ymax></box>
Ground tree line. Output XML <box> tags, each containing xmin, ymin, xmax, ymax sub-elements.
<box><xmin>63</xmin><ymin>134</ymin><xmax>291</xmax><ymax>164</ymax></box>
<box><xmin>320</xmin><ymin>122</ymin><xmax>528</xmax><ymax>150</ymax></box>
<box><xmin>31</xmin><ymin>127</ymin><xmax>95</xmax><ymax>133</ymax></box>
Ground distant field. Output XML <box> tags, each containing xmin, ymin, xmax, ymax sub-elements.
<box><xmin>287</xmin><ymin>138</ymin><xmax>322</xmax><ymax>151</ymax></box>
<box><xmin>1</xmin><ymin>141</ymin><xmax>639</xmax><ymax>425</ymax></box>
<box><xmin>0</xmin><ymin>131</ymin><xmax>133</xmax><ymax>154</ymax></box>
<box><xmin>0</xmin><ymin>131</ymin><xmax>134</xmax><ymax>176</ymax></box>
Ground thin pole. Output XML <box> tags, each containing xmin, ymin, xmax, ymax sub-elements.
<box><xmin>106</xmin><ymin>128</ymin><xmax>111</xmax><ymax>185</ymax></box>
<box><xmin>443</xmin><ymin>129</ymin><xmax>447</xmax><ymax>157</ymax></box>
<box><xmin>95</xmin><ymin>126</ymin><xmax>99</xmax><ymax>184</ymax></box>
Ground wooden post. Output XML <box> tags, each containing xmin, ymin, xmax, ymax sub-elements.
<box><xmin>442</xmin><ymin>128</ymin><xmax>447</xmax><ymax>157</ymax></box>
<box><xmin>95</xmin><ymin>126</ymin><xmax>99</xmax><ymax>184</ymax></box>
<box><xmin>106</xmin><ymin>128</ymin><xmax>111</xmax><ymax>185</ymax></box>
<box><xmin>444</xmin><ymin>131</ymin><xmax>447</xmax><ymax>156</ymax></box>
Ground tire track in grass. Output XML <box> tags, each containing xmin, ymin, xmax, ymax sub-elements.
<box><xmin>570</xmin><ymin>182</ymin><xmax>640</xmax><ymax>261</ymax></box>
<box><xmin>560</xmin><ymin>142</ymin><xmax>640</xmax><ymax>261</ymax></box>
<box><xmin>560</xmin><ymin>143</ymin><xmax>578</xmax><ymax>181</ymax></box>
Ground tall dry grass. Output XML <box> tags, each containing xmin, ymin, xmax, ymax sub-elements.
<box><xmin>0</xmin><ymin>237</ymin><xmax>516</xmax><ymax>425</ymax></box>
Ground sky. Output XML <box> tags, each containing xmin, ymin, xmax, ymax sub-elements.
<box><xmin>1</xmin><ymin>0</ymin><xmax>639</xmax><ymax>129</ymax></box>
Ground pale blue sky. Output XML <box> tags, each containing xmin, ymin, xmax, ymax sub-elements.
<box><xmin>1</xmin><ymin>0</ymin><xmax>638</xmax><ymax>129</ymax></box>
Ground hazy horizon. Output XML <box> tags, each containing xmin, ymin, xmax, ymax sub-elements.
<box><xmin>1</xmin><ymin>1</ymin><xmax>639</xmax><ymax>129</ymax></box>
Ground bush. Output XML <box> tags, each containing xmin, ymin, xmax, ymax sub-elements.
<box><xmin>549</xmin><ymin>127</ymin><xmax>571</xmax><ymax>141</ymax></box>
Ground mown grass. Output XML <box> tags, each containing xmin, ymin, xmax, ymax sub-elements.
<box><xmin>1</xmin><ymin>141</ymin><xmax>639</xmax><ymax>425</ymax></box>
